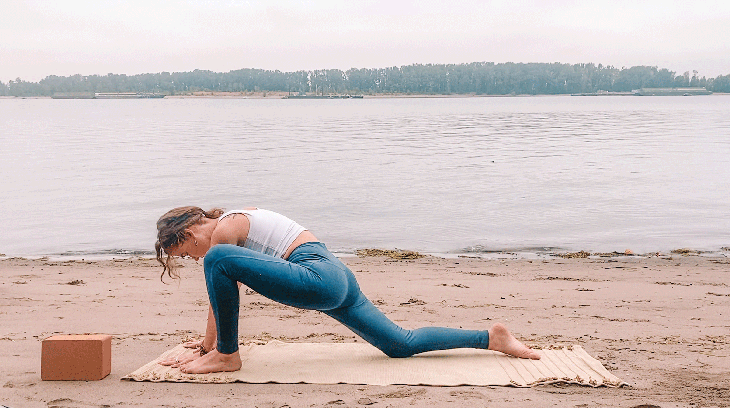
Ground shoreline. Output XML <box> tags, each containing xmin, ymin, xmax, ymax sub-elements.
<box><xmin>2</xmin><ymin>246</ymin><xmax>728</xmax><ymax>262</ymax></box>
<box><xmin>4</xmin><ymin>92</ymin><xmax>730</xmax><ymax>100</ymax></box>
<box><xmin>2</xmin><ymin>254</ymin><xmax>729</xmax><ymax>407</ymax></box>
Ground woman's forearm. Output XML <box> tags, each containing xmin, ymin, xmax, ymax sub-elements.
<box><xmin>203</xmin><ymin>282</ymin><xmax>243</xmax><ymax>352</ymax></box>
<box><xmin>203</xmin><ymin>304</ymin><xmax>217</xmax><ymax>352</ymax></box>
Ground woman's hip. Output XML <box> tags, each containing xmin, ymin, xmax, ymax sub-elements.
<box><xmin>205</xmin><ymin>243</ymin><xmax>362</xmax><ymax>310</ymax></box>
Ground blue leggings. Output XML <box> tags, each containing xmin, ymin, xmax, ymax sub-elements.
<box><xmin>203</xmin><ymin>243</ymin><xmax>489</xmax><ymax>356</ymax></box>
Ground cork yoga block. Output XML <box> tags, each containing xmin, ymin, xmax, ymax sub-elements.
<box><xmin>41</xmin><ymin>335</ymin><xmax>112</xmax><ymax>381</ymax></box>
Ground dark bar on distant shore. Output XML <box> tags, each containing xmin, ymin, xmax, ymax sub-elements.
<box><xmin>51</xmin><ymin>92</ymin><xmax>165</xmax><ymax>99</ymax></box>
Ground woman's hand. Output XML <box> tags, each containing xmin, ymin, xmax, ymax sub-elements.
<box><xmin>185</xmin><ymin>338</ymin><xmax>216</xmax><ymax>355</ymax></box>
<box><xmin>158</xmin><ymin>350</ymin><xmax>199</xmax><ymax>368</ymax></box>
<box><xmin>182</xmin><ymin>339</ymin><xmax>204</xmax><ymax>350</ymax></box>
<box><xmin>158</xmin><ymin>338</ymin><xmax>218</xmax><ymax>368</ymax></box>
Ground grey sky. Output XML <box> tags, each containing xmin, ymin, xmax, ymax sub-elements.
<box><xmin>3</xmin><ymin>0</ymin><xmax>729</xmax><ymax>83</ymax></box>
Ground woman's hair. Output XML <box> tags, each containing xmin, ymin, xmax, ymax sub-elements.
<box><xmin>155</xmin><ymin>206</ymin><xmax>225</xmax><ymax>282</ymax></box>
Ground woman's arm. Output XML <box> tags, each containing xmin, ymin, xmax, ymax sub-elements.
<box><xmin>199</xmin><ymin>214</ymin><xmax>251</xmax><ymax>352</ymax></box>
<box><xmin>160</xmin><ymin>213</ymin><xmax>251</xmax><ymax>366</ymax></box>
<box><xmin>201</xmin><ymin>304</ymin><xmax>217</xmax><ymax>353</ymax></box>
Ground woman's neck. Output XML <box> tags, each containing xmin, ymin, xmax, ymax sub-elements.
<box><xmin>189</xmin><ymin>218</ymin><xmax>219</xmax><ymax>249</ymax></box>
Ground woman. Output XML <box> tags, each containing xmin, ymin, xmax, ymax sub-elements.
<box><xmin>155</xmin><ymin>206</ymin><xmax>540</xmax><ymax>374</ymax></box>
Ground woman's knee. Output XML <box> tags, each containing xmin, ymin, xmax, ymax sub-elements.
<box><xmin>380</xmin><ymin>345</ymin><xmax>414</xmax><ymax>358</ymax></box>
<box><xmin>203</xmin><ymin>244</ymin><xmax>237</xmax><ymax>271</ymax></box>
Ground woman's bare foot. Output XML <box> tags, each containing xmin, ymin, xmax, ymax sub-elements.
<box><xmin>179</xmin><ymin>349</ymin><xmax>242</xmax><ymax>374</ymax></box>
<box><xmin>488</xmin><ymin>322</ymin><xmax>541</xmax><ymax>360</ymax></box>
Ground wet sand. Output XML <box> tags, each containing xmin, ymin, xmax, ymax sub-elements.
<box><xmin>1</xmin><ymin>253</ymin><xmax>728</xmax><ymax>407</ymax></box>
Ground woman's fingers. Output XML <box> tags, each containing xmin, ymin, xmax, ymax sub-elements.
<box><xmin>177</xmin><ymin>354</ymin><xmax>197</xmax><ymax>364</ymax></box>
<box><xmin>183</xmin><ymin>340</ymin><xmax>204</xmax><ymax>349</ymax></box>
<box><xmin>158</xmin><ymin>340</ymin><xmax>204</xmax><ymax>367</ymax></box>
<box><xmin>158</xmin><ymin>356</ymin><xmax>178</xmax><ymax>366</ymax></box>
<box><xmin>158</xmin><ymin>352</ymin><xmax>198</xmax><ymax>367</ymax></box>
<box><xmin>159</xmin><ymin>355</ymin><xmax>186</xmax><ymax>366</ymax></box>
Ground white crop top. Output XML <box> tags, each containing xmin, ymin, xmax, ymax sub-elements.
<box><xmin>218</xmin><ymin>209</ymin><xmax>306</xmax><ymax>258</ymax></box>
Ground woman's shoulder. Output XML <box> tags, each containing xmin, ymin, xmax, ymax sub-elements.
<box><xmin>212</xmin><ymin>212</ymin><xmax>251</xmax><ymax>245</ymax></box>
<box><xmin>219</xmin><ymin>207</ymin><xmax>258</xmax><ymax>218</ymax></box>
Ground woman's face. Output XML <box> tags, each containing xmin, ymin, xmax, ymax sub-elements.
<box><xmin>165</xmin><ymin>233</ymin><xmax>207</xmax><ymax>261</ymax></box>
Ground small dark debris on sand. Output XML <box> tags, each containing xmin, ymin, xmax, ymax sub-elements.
<box><xmin>356</xmin><ymin>248</ymin><xmax>425</xmax><ymax>259</ymax></box>
<box><xmin>63</xmin><ymin>279</ymin><xmax>85</xmax><ymax>285</ymax></box>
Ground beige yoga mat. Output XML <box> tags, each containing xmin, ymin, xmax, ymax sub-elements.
<box><xmin>123</xmin><ymin>341</ymin><xmax>626</xmax><ymax>387</ymax></box>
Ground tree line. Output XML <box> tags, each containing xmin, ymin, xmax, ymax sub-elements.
<box><xmin>2</xmin><ymin>62</ymin><xmax>729</xmax><ymax>97</ymax></box>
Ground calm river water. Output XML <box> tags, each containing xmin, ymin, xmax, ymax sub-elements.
<box><xmin>1</xmin><ymin>95</ymin><xmax>729</xmax><ymax>258</ymax></box>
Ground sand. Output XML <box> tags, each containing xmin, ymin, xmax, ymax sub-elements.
<box><xmin>1</xmin><ymin>252</ymin><xmax>729</xmax><ymax>407</ymax></box>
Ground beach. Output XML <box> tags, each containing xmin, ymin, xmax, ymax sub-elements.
<box><xmin>1</xmin><ymin>252</ymin><xmax>728</xmax><ymax>407</ymax></box>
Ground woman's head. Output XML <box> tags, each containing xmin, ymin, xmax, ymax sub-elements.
<box><xmin>155</xmin><ymin>206</ymin><xmax>225</xmax><ymax>282</ymax></box>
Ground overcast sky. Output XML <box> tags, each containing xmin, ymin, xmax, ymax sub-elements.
<box><xmin>3</xmin><ymin>0</ymin><xmax>729</xmax><ymax>83</ymax></box>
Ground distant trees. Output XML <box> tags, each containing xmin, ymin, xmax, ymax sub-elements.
<box><xmin>3</xmin><ymin>63</ymin><xmax>729</xmax><ymax>97</ymax></box>
<box><xmin>709</xmin><ymin>74</ymin><xmax>730</xmax><ymax>92</ymax></box>
<box><xmin>5</xmin><ymin>78</ymin><xmax>45</xmax><ymax>96</ymax></box>
<box><xmin>612</xmin><ymin>66</ymin><xmax>673</xmax><ymax>91</ymax></box>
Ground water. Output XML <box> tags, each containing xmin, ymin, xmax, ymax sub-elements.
<box><xmin>1</xmin><ymin>95</ymin><xmax>729</xmax><ymax>258</ymax></box>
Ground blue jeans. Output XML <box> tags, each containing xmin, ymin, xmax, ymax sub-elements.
<box><xmin>203</xmin><ymin>243</ymin><xmax>490</xmax><ymax>356</ymax></box>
